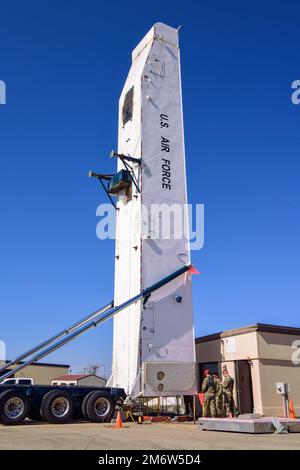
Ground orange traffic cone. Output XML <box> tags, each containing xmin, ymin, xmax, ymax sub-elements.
<box><xmin>116</xmin><ymin>410</ymin><xmax>123</xmax><ymax>428</ymax></box>
<box><xmin>289</xmin><ymin>400</ymin><xmax>296</xmax><ymax>419</ymax></box>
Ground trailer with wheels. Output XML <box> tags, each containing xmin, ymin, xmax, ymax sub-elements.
<box><xmin>0</xmin><ymin>384</ymin><xmax>125</xmax><ymax>425</ymax></box>
<box><xmin>0</xmin><ymin>264</ymin><xmax>193</xmax><ymax>426</ymax></box>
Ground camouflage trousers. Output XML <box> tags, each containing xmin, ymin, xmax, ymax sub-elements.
<box><xmin>202</xmin><ymin>393</ymin><xmax>217</xmax><ymax>418</ymax></box>
<box><xmin>215</xmin><ymin>394</ymin><xmax>224</xmax><ymax>417</ymax></box>
<box><xmin>224</xmin><ymin>392</ymin><xmax>235</xmax><ymax>416</ymax></box>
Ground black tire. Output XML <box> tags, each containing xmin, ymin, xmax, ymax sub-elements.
<box><xmin>39</xmin><ymin>389</ymin><xmax>55</xmax><ymax>422</ymax></box>
<box><xmin>85</xmin><ymin>391</ymin><xmax>115</xmax><ymax>423</ymax></box>
<box><xmin>81</xmin><ymin>391</ymin><xmax>96</xmax><ymax>420</ymax></box>
<box><xmin>0</xmin><ymin>389</ymin><xmax>29</xmax><ymax>425</ymax></box>
<box><xmin>40</xmin><ymin>390</ymin><xmax>74</xmax><ymax>424</ymax></box>
<box><xmin>39</xmin><ymin>401</ymin><xmax>46</xmax><ymax>421</ymax></box>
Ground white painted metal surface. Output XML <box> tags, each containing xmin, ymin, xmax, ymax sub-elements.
<box><xmin>110</xmin><ymin>23</ymin><xmax>196</xmax><ymax>397</ymax></box>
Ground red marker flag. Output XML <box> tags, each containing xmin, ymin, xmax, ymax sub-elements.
<box><xmin>189</xmin><ymin>265</ymin><xmax>200</xmax><ymax>275</ymax></box>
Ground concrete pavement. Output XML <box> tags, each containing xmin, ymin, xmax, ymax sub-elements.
<box><xmin>0</xmin><ymin>421</ymin><xmax>299</xmax><ymax>450</ymax></box>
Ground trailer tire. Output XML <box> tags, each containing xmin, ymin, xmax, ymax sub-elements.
<box><xmin>81</xmin><ymin>391</ymin><xmax>96</xmax><ymax>420</ymax></box>
<box><xmin>0</xmin><ymin>389</ymin><xmax>29</xmax><ymax>425</ymax></box>
<box><xmin>85</xmin><ymin>391</ymin><xmax>115</xmax><ymax>423</ymax></box>
<box><xmin>40</xmin><ymin>390</ymin><xmax>74</xmax><ymax>424</ymax></box>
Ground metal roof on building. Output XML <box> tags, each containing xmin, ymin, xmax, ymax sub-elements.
<box><xmin>195</xmin><ymin>323</ymin><xmax>300</xmax><ymax>344</ymax></box>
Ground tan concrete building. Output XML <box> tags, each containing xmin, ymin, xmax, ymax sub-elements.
<box><xmin>195</xmin><ymin>323</ymin><xmax>300</xmax><ymax>417</ymax></box>
<box><xmin>0</xmin><ymin>360</ymin><xmax>69</xmax><ymax>385</ymax></box>
<box><xmin>51</xmin><ymin>373</ymin><xmax>106</xmax><ymax>387</ymax></box>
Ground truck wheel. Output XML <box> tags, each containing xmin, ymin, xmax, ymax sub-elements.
<box><xmin>40</xmin><ymin>390</ymin><xmax>74</xmax><ymax>424</ymax></box>
<box><xmin>81</xmin><ymin>391</ymin><xmax>96</xmax><ymax>420</ymax></box>
<box><xmin>85</xmin><ymin>391</ymin><xmax>115</xmax><ymax>423</ymax></box>
<box><xmin>0</xmin><ymin>390</ymin><xmax>29</xmax><ymax>425</ymax></box>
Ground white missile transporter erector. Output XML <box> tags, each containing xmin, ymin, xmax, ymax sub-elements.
<box><xmin>110</xmin><ymin>23</ymin><xmax>196</xmax><ymax>398</ymax></box>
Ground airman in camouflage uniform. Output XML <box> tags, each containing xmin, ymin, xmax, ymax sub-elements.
<box><xmin>201</xmin><ymin>369</ymin><xmax>217</xmax><ymax>418</ymax></box>
<box><xmin>213</xmin><ymin>372</ymin><xmax>224</xmax><ymax>417</ymax></box>
<box><xmin>222</xmin><ymin>368</ymin><xmax>235</xmax><ymax>417</ymax></box>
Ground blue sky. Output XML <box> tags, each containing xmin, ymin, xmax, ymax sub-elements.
<box><xmin>0</xmin><ymin>1</ymin><xmax>299</xmax><ymax>374</ymax></box>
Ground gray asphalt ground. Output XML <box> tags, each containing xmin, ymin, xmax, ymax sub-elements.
<box><xmin>0</xmin><ymin>421</ymin><xmax>299</xmax><ymax>450</ymax></box>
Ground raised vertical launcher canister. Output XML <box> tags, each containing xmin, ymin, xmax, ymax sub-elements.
<box><xmin>110</xmin><ymin>23</ymin><xmax>196</xmax><ymax>398</ymax></box>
